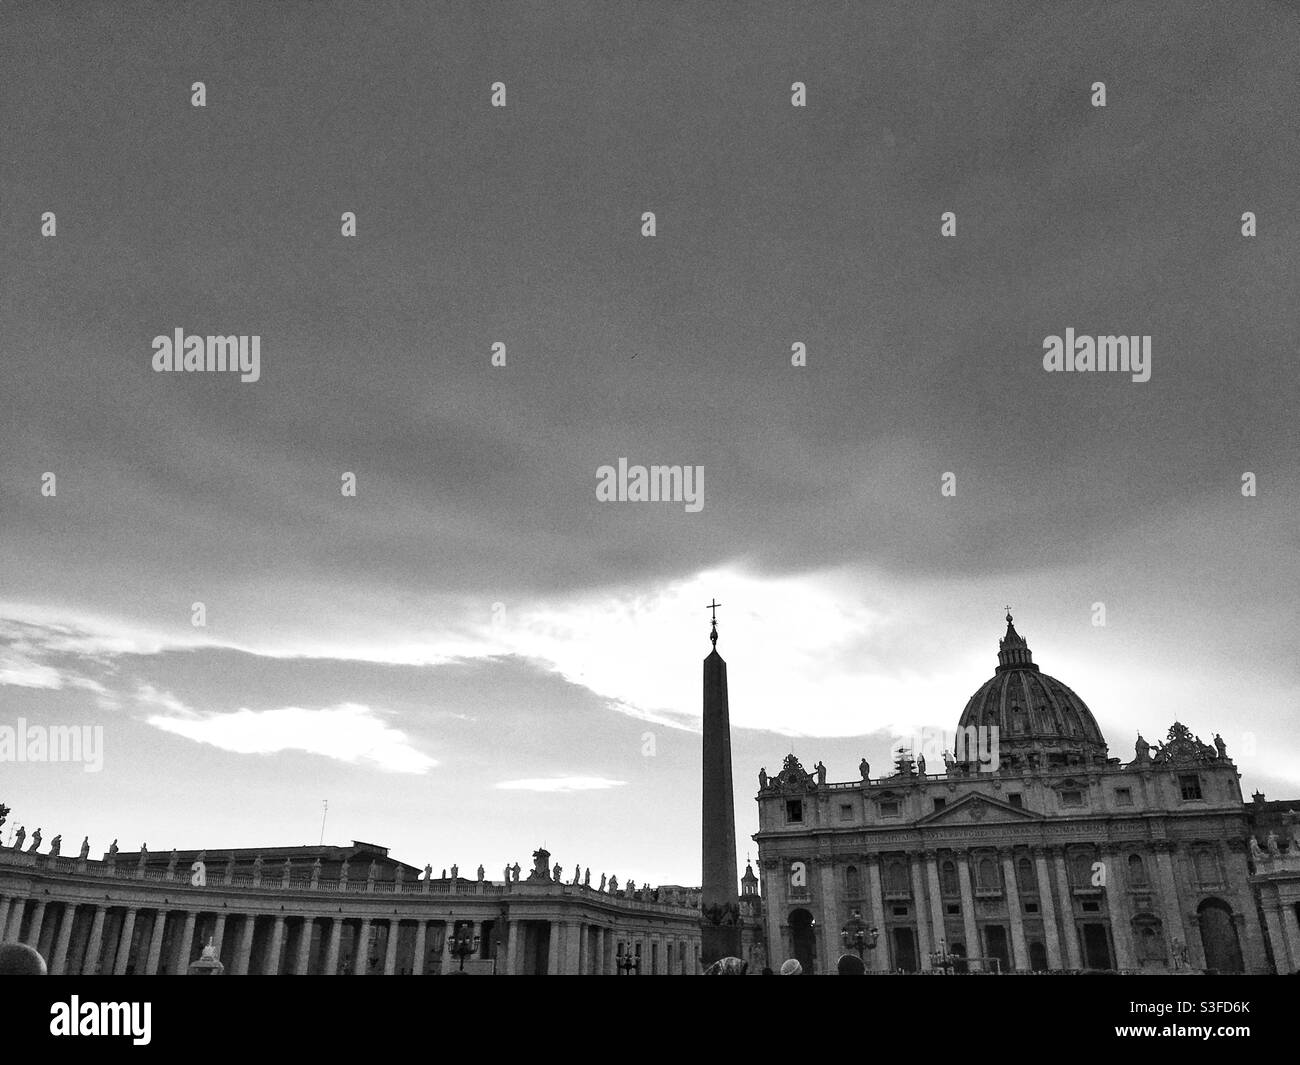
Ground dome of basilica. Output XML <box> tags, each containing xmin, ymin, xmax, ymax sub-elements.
<box><xmin>956</xmin><ymin>614</ymin><xmax>1109</xmax><ymax>769</ymax></box>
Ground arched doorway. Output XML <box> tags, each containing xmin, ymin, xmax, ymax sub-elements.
<box><xmin>788</xmin><ymin>908</ymin><xmax>816</xmax><ymax>973</ymax></box>
<box><xmin>1197</xmin><ymin>898</ymin><xmax>1243</xmax><ymax>973</ymax></box>
<box><xmin>950</xmin><ymin>941</ymin><xmax>969</xmax><ymax>974</ymax></box>
<box><xmin>1029</xmin><ymin>940</ymin><xmax>1048</xmax><ymax>971</ymax></box>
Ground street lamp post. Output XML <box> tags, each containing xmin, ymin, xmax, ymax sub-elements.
<box><xmin>928</xmin><ymin>938</ymin><xmax>958</xmax><ymax>974</ymax></box>
<box><xmin>840</xmin><ymin>910</ymin><xmax>880</xmax><ymax>959</ymax></box>
<box><xmin>616</xmin><ymin>944</ymin><xmax>641</xmax><ymax>975</ymax></box>
<box><xmin>449</xmin><ymin>926</ymin><xmax>475</xmax><ymax>972</ymax></box>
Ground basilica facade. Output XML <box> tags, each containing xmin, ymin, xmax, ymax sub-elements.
<box><xmin>754</xmin><ymin>614</ymin><xmax>1275</xmax><ymax>974</ymax></box>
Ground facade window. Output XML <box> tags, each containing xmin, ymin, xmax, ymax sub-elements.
<box><xmin>1061</xmin><ymin>789</ymin><xmax>1084</xmax><ymax>807</ymax></box>
<box><xmin>1008</xmin><ymin>793</ymin><xmax>1023</xmax><ymax>808</ymax></box>
<box><xmin>891</xmin><ymin>905</ymin><xmax>908</xmax><ymax>917</ymax></box>
<box><xmin>946</xmin><ymin>904</ymin><xmax>961</xmax><ymax>915</ymax></box>
<box><xmin>933</xmin><ymin>797</ymin><xmax>947</xmax><ymax>812</ymax></box>
<box><xmin>1127</xmin><ymin>853</ymin><xmax>1149</xmax><ymax>888</ymax></box>
<box><xmin>845</xmin><ymin>865</ymin><xmax>861</xmax><ymax>897</ymax></box>
<box><xmin>786</xmin><ymin>799</ymin><xmax>803</xmax><ymax>823</ymax></box>
<box><xmin>839</xmin><ymin>803</ymin><xmax>853</xmax><ymax>821</ymax></box>
<box><xmin>884</xmin><ymin>861</ymin><xmax>909</xmax><ymax>896</ymax></box>
<box><xmin>1082</xmin><ymin>901</ymin><xmax>1100</xmax><ymax>913</ymax></box>
<box><xmin>1179</xmin><ymin>775</ymin><xmax>1203</xmax><ymax>800</ymax></box>
<box><xmin>1024</xmin><ymin>901</ymin><xmax>1039</xmax><ymax>914</ymax></box>
<box><xmin>1193</xmin><ymin>849</ymin><xmax>1218</xmax><ymax>885</ymax></box>
<box><xmin>880</xmin><ymin>800</ymin><xmax>900</xmax><ymax>817</ymax></box>
<box><xmin>940</xmin><ymin>860</ymin><xmax>958</xmax><ymax>896</ymax></box>
<box><xmin>1114</xmin><ymin>787</ymin><xmax>1133</xmax><ymax>806</ymax></box>
<box><xmin>1016</xmin><ymin>856</ymin><xmax>1035</xmax><ymax>894</ymax></box>
<box><xmin>976</xmin><ymin>857</ymin><xmax>999</xmax><ymax>892</ymax></box>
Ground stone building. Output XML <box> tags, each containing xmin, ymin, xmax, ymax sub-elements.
<box><xmin>754</xmin><ymin>614</ymin><xmax>1275</xmax><ymax>974</ymax></box>
<box><xmin>1245</xmin><ymin>796</ymin><xmax>1300</xmax><ymax>973</ymax></box>
<box><xmin>0</xmin><ymin>839</ymin><xmax>705</xmax><ymax>975</ymax></box>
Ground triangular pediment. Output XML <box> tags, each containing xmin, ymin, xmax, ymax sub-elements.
<box><xmin>916</xmin><ymin>792</ymin><xmax>1042</xmax><ymax>825</ymax></box>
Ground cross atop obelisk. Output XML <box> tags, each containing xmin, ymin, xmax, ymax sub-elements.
<box><xmin>707</xmin><ymin>599</ymin><xmax>721</xmax><ymax>645</ymax></box>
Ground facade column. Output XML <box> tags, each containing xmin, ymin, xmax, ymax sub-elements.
<box><xmin>145</xmin><ymin>910</ymin><xmax>168</xmax><ymax>974</ymax></box>
<box><xmin>174</xmin><ymin>911</ymin><xmax>197</xmax><ymax>973</ymax></box>
<box><xmin>1052</xmin><ymin>850</ymin><xmax>1082</xmax><ymax>969</ymax></box>
<box><xmin>760</xmin><ymin>860</ymin><xmax>786</xmax><ymax>972</ymax></box>
<box><xmin>1102</xmin><ymin>848</ymin><xmax>1135</xmax><ymax>970</ymax></box>
<box><xmin>412</xmin><ymin>920</ymin><xmax>427</xmax><ymax>975</ymax></box>
<box><xmin>956</xmin><ymin>851</ymin><xmax>983</xmax><ymax>971</ymax></box>
<box><xmin>1033</xmin><ymin>849</ymin><xmax>1063</xmax><ymax>970</ymax></box>
<box><xmin>383</xmin><ymin>919</ymin><xmax>399</xmax><ymax>975</ymax></box>
<box><xmin>112</xmin><ymin>908</ymin><xmax>138</xmax><ymax>975</ymax></box>
<box><xmin>1000</xmin><ymin>849</ymin><xmax>1028</xmax><ymax>971</ymax></box>
<box><xmin>324</xmin><ymin>917</ymin><xmax>343</xmax><ymax>975</ymax></box>
<box><xmin>51</xmin><ymin>904</ymin><xmax>77</xmax><ymax>975</ymax></box>
<box><xmin>1278</xmin><ymin>898</ymin><xmax>1300</xmax><ymax>973</ymax></box>
<box><xmin>817</xmin><ymin>857</ymin><xmax>841</xmax><ymax>971</ymax></box>
<box><xmin>25</xmin><ymin>899</ymin><xmax>47</xmax><ymax>949</ymax></box>
<box><xmin>864</xmin><ymin>857</ymin><xmax>886</xmax><ymax>972</ymax></box>
<box><xmin>295</xmin><ymin>917</ymin><xmax>314</xmax><ymax>974</ymax></box>
<box><xmin>233</xmin><ymin>914</ymin><xmax>256</xmax><ymax>975</ymax></box>
<box><xmin>354</xmin><ymin>918</ymin><xmax>372</xmax><ymax>975</ymax></box>
<box><xmin>82</xmin><ymin>905</ymin><xmax>106</xmax><ymax>974</ymax></box>
<box><xmin>265</xmin><ymin>915</ymin><xmax>286</xmax><ymax>975</ymax></box>
<box><xmin>909</xmin><ymin>853</ymin><xmax>934</xmax><ymax>970</ymax></box>
<box><xmin>0</xmin><ymin>897</ymin><xmax>11</xmax><ymax>941</ymax></box>
<box><xmin>924</xmin><ymin>851</ymin><xmax>946</xmax><ymax>952</ymax></box>
<box><xmin>1152</xmin><ymin>843</ymin><xmax>1198</xmax><ymax>969</ymax></box>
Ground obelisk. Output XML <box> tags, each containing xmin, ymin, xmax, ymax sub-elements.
<box><xmin>700</xmin><ymin>600</ymin><xmax>741</xmax><ymax>965</ymax></box>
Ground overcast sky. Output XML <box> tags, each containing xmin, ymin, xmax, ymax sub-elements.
<box><xmin>1</xmin><ymin>1</ymin><xmax>1297</xmax><ymax>886</ymax></box>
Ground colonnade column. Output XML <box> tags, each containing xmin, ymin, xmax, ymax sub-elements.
<box><xmin>5</xmin><ymin>898</ymin><xmax>27</xmax><ymax>942</ymax></box>
<box><xmin>956</xmin><ymin>851</ymin><xmax>982</xmax><ymax>971</ymax></box>
<box><xmin>25</xmin><ymin>900</ymin><xmax>47</xmax><ymax>949</ymax></box>
<box><xmin>411</xmin><ymin>920</ymin><xmax>427</xmax><ymax>975</ymax></box>
<box><xmin>0</xmin><ymin>897</ymin><xmax>11</xmax><ymax>942</ymax></box>
<box><xmin>564</xmin><ymin>920</ymin><xmax>582</xmax><ymax>974</ymax></box>
<box><xmin>211</xmin><ymin>913</ymin><xmax>228</xmax><ymax>962</ymax></box>
<box><xmin>82</xmin><ymin>905</ymin><xmax>106</xmax><ymax>974</ymax></box>
<box><xmin>265</xmin><ymin>915</ymin><xmax>285</xmax><ymax>975</ymax></box>
<box><xmin>383</xmin><ymin>919</ymin><xmax>399</xmax><ymax>975</ymax></box>
<box><xmin>174</xmin><ymin>911</ymin><xmax>197</xmax><ymax>973</ymax></box>
<box><xmin>112</xmin><ymin>908</ymin><xmax>137</xmax><ymax>975</ymax></box>
<box><xmin>354</xmin><ymin>918</ymin><xmax>372</xmax><ymax>975</ymax></box>
<box><xmin>546</xmin><ymin>921</ymin><xmax>562</xmax><ymax>974</ymax></box>
<box><xmin>295</xmin><ymin>917</ymin><xmax>314</xmax><ymax>974</ymax></box>
<box><xmin>145</xmin><ymin>910</ymin><xmax>168</xmax><ymax>974</ymax></box>
<box><xmin>50</xmin><ymin>904</ymin><xmax>77</xmax><ymax>975</ymax></box>
<box><xmin>232</xmin><ymin>914</ymin><xmax>256</xmax><ymax>975</ymax></box>
<box><xmin>324</xmin><ymin>917</ymin><xmax>343</xmax><ymax>975</ymax></box>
